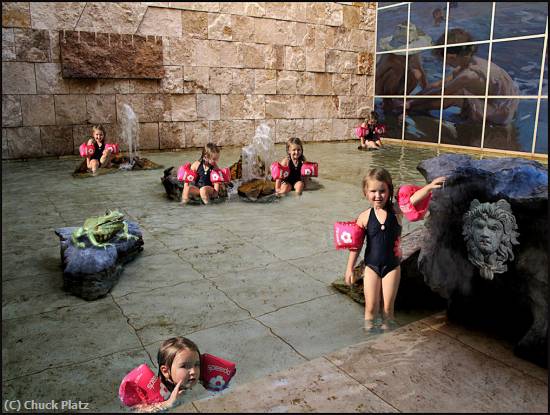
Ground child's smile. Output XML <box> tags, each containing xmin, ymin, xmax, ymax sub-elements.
<box><xmin>365</xmin><ymin>179</ymin><xmax>389</xmax><ymax>208</ymax></box>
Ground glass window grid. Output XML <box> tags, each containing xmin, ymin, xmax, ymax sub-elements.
<box><xmin>374</xmin><ymin>2</ymin><xmax>548</xmax><ymax>156</ymax></box>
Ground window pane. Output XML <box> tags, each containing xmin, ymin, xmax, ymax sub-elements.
<box><xmin>484</xmin><ymin>99</ymin><xmax>537</xmax><ymax>152</ymax></box>
<box><xmin>404</xmin><ymin>98</ymin><xmax>440</xmax><ymax>143</ymax></box>
<box><xmin>409</xmin><ymin>2</ymin><xmax>445</xmax><ymax>50</ymax></box>
<box><xmin>443</xmin><ymin>43</ymin><xmax>490</xmax><ymax>96</ymax></box>
<box><xmin>376</xmin><ymin>53</ymin><xmax>406</xmax><ymax>95</ymax></box>
<box><xmin>543</xmin><ymin>51</ymin><xmax>548</xmax><ymax>96</ymax></box>
<box><xmin>406</xmin><ymin>49</ymin><xmax>444</xmax><ymax>95</ymax></box>
<box><xmin>493</xmin><ymin>2</ymin><xmax>548</xmax><ymax>39</ymax></box>
<box><xmin>490</xmin><ymin>39</ymin><xmax>544</xmax><ymax>96</ymax></box>
<box><xmin>378</xmin><ymin>2</ymin><xmax>403</xmax><ymax>7</ymax></box>
<box><xmin>377</xmin><ymin>5</ymin><xmax>409</xmax><ymax>52</ymax></box>
<box><xmin>375</xmin><ymin>97</ymin><xmax>403</xmax><ymax>139</ymax></box>
<box><xmin>447</xmin><ymin>2</ymin><xmax>492</xmax><ymax>43</ymax></box>
<box><xmin>535</xmin><ymin>99</ymin><xmax>548</xmax><ymax>154</ymax></box>
<box><xmin>440</xmin><ymin>98</ymin><xmax>483</xmax><ymax>147</ymax></box>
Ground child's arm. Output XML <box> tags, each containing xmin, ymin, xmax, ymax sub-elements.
<box><xmin>279</xmin><ymin>157</ymin><xmax>289</xmax><ymax>167</ymax></box>
<box><xmin>132</xmin><ymin>380</ymin><xmax>184</xmax><ymax>413</ymax></box>
<box><xmin>344</xmin><ymin>210</ymin><xmax>369</xmax><ymax>286</ymax></box>
<box><xmin>409</xmin><ymin>176</ymin><xmax>445</xmax><ymax>206</ymax></box>
<box><xmin>190</xmin><ymin>160</ymin><xmax>200</xmax><ymax>171</ymax></box>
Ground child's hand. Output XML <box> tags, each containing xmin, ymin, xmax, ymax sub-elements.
<box><xmin>344</xmin><ymin>269</ymin><xmax>355</xmax><ymax>286</ymax></box>
<box><xmin>166</xmin><ymin>380</ymin><xmax>185</xmax><ymax>407</ymax></box>
<box><xmin>429</xmin><ymin>176</ymin><xmax>446</xmax><ymax>190</ymax></box>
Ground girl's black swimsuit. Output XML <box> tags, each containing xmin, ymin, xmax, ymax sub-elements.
<box><xmin>91</xmin><ymin>140</ymin><xmax>104</xmax><ymax>161</ymax></box>
<box><xmin>363</xmin><ymin>208</ymin><xmax>402</xmax><ymax>278</ymax></box>
<box><xmin>283</xmin><ymin>158</ymin><xmax>303</xmax><ymax>187</ymax></box>
<box><xmin>194</xmin><ymin>160</ymin><xmax>214</xmax><ymax>188</ymax></box>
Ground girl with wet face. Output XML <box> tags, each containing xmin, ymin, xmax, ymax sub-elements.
<box><xmin>275</xmin><ymin>137</ymin><xmax>308</xmax><ymax>196</ymax></box>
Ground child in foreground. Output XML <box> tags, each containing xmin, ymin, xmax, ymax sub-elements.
<box><xmin>275</xmin><ymin>137</ymin><xmax>308</xmax><ymax>196</ymax></box>
<box><xmin>86</xmin><ymin>124</ymin><xmax>113</xmax><ymax>174</ymax></box>
<box><xmin>344</xmin><ymin>168</ymin><xmax>445</xmax><ymax>331</ymax></box>
<box><xmin>181</xmin><ymin>143</ymin><xmax>225</xmax><ymax>205</ymax></box>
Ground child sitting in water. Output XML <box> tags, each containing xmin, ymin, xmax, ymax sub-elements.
<box><xmin>181</xmin><ymin>143</ymin><xmax>225</xmax><ymax>205</ymax></box>
<box><xmin>86</xmin><ymin>124</ymin><xmax>113</xmax><ymax>174</ymax></box>
<box><xmin>275</xmin><ymin>137</ymin><xmax>308</xmax><ymax>196</ymax></box>
<box><xmin>344</xmin><ymin>168</ymin><xmax>445</xmax><ymax>331</ymax></box>
<box><xmin>359</xmin><ymin>112</ymin><xmax>383</xmax><ymax>150</ymax></box>
<box><xmin>124</xmin><ymin>337</ymin><xmax>201</xmax><ymax>412</ymax></box>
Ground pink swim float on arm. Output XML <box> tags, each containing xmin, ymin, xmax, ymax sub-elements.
<box><xmin>270</xmin><ymin>161</ymin><xmax>290</xmax><ymax>180</ymax></box>
<box><xmin>397</xmin><ymin>184</ymin><xmax>432</xmax><ymax>221</ymax></box>
<box><xmin>301</xmin><ymin>162</ymin><xmax>318</xmax><ymax>177</ymax></box>
<box><xmin>119</xmin><ymin>364</ymin><xmax>169</xmax><ymax>407</ymax></box>
<box><xmin>210</xmin><ymin>167</ymin><xmax>231</xmax><ymax>183</ymax></box>
<box><xmin>375</xmin><ymin>124</ymin><xmax>386</xmax><ymax>135</ymax></box>
<box><xmin>200</xmin><ymin>353</ymin><xmax>237</xmax><ymax>392</ymax></box>
<box><xmin>355</xmin><ymin>126</ymin><xmax>367</xmax><ymax>138</ymax></box>
<box><xmin>177</xmin><ymin>163</ymin><xmax>197</xmax><ymax>183</ymax></box>
<box><xmin>334</xmin><ymin>221</ymin><xmax>365</xmax><ymax>250</ymax></box>
<box><xmin>79</xmin><ymin>143</ymin><xmax>95</xmax><ymax>157</ymax></box>
<box><xmin>104</xmin><ymin>143</ymin><xmax>120</xmax><ymax>154</ymax></box>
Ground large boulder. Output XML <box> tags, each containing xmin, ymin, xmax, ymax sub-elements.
<box><xmin>55</xmin><ymin>221</ymin><xmax>144</xmax><ymax>300</ymax></box>
<box><xmin>417</xmin><ymin>154</ymin><xmax>548</xmax><ymax>367</ymax></box>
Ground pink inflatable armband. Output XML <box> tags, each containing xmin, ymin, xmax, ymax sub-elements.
<box><xmin>210</xmin><ymin>167</ymin><xmax>231</xmax><ymax>183</ymax></box>
<box><xmin>355</xmin><ymin>126</ymin><xmax>367</xmax><ymax>138</ymax></box>
<box><xmin>119</xmin><ymin>364</ymin><xmax>170</xmax><ymax>407</ymax></box>
<box><xmin>200</xmin><ymin>353</ymin><xmax>237</xmax><ymax>392</ymax></box>
<box><xmin>397</xmin><ymin>185</ymin><xmax>431</xmax><ymax>221</ymax></box>
<box><xmin>334</xmin><ymin>221</ymin><xmax>365</xmax><ymax>250</ymax></box>
<box><xmin>270</xmin><ymin>162</ymin><xmax>290</xmax><ymax>180</ymax></box>
<box><xmin>79</xmin><ymin>143</ymin><xmax>95</xmax><ymax>158</ymax></box>
<box><xmin>105</xmin><ymin>143</ymin><xmax>120</xmax><ymax>154</ymax></box>
<box><xmin>177</xmin><ymin>163</ymin><xmax>197</xmax><ymax>183</ymax></box>
<box><xmin>375</xmin><ymin>124</ymin><xmax>386</xmax><ymax>135</ymax></box>
<box><xmin>301</xmin><ymin>162</ymin><xmax>318</xmax><ymax>177</ymax></box>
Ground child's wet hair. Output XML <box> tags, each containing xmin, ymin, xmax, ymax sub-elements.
<box><xmin>286</xmin><ymin>137</ymin><xmax>305</xmax><ymax>160</ymax></box>
<box><xmin>366</xmin><ymin>111</ymin><xmax>378</xmax><ymax>123</ymax></box>
<box><xmin>432</xmin><ymin>28</ymin><xmax>477</xmax><ymax>58</ymax></box>
<box><xmin>201</xmin><ymin>142</ymin><xmax>221</xmax><ymax>161</ymax></box>
<box><xmin>157</xmin><ymin>337</ymin><xmax>200</xmax><ymax>383</ymax></box>
<box><xmin>362</xmin><ymin>167</ymin><xmax>394</xmax><ymax>210</ymax></box>
<box><xmin>91</xmin><ymin>124</ymin><xmax>106</xmax><ymax>138</ymax></box>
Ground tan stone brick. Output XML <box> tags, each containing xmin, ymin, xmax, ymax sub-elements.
<box><xmin>68</xmin><ymin>79</ymin><xmax>101</xmax><ymax>94</ymax></box>
<box><xmin>277</xmin><ymin>70</ymin><xmax>299</xmax><ymax>94</ymax></box>
<box><xmin>5</xmin><ymin>126</ymin><xmax>41</xmax><ymax>158</ymax></box>
<box><xmin>357</xmin><ymin>51</ymin><xmax>373</xmax><ymax>75</ymax></box>
<box><xmin>219</xmin><ymin>3</ymin><xmax>246</xmax><ymax>15</ymax></box>
<box><xmin>2</xmin><ymin>95</ymin><xmax>22</xmax><ymax>127</ymax></box>
<box><xmin>212</xmin><ymin>119</ymin><xmax>253</xmax><ymax>146</ymax></box>
<box><xmin>325</xmin><ymin>3</ymin><xmax>344</xmax><ymax>27</ymax></box>
<box><xmin>265</xmin><ymin>2</ymin><xmax>288</xmax><ymax>20</ymax></box>
<box><xmin>304</xmin><ymin>96</ymin><xmax>338</xmax><ymax>118</ymax></box>
<box><xmin>290</xmin><ymin>3</ymin><xmax>307</xmax><ymax>22</ymax></box>
<box><xmin>139</xmin><ymin>122</ymin><xmax>159</xmax><ymax>150</ymax></box>
<box><xmin>169</xmin><ymin>2</ymin><xmax>220</xmax><ymax>12</ymax></box>
<box><xmin>265</xmin><ymin>96</ymin><xmax>290</xmax><ymax>118</ymax></box>
<box><xmin>116</xmin><ymin>94</ymin><xmax>145</xmax><ymax>123</ymax></box>
<box><xmin>48</xmin><ymin>30</ymin><xmax>60</xmax><ymax>62</ymax></box>
<box><xmin>351</xmin><ymin>74</ymin><xmax>367</xmax><ymax>96</ymax></box>
<box><xmin>333</xmin><ymin>73</ymin><xmax>351</xmax><ymax>95</ymax></box>
<box><xmin>289</xmin><ymin>95</ymin><xmax>306</xmax><ymax>119</ymax></box>
<box><xmin>184</xmin><ymin>120</ymin><xmax>209</xmax><ymax>148</ymax></box>
<box><xmin>359</xmin><ymin>6</ymin><xmax>376</xmax><ymax>31</ymax></box>
<box><xmin>138</xmin><ymin>7</ymin><xmax>182</xmax><ymax>37</ymax></box>
<box><xmin>2</xmin><ymin>2</ymin><xmax>31</xmax><ymax>28</ymax></box>
<box><xmin>285</xmin><ymin>46</ymin><xmax>305</xmax><ymax>71</ymax></box>
<box><xmin>296</xmin><ymin>72</ymin><xmax>315</xmax><ymax>95</ymax></box>
<box><xmin>194</xmin><ymin>39</ymin><xmax>221</xmax><ymax>67</ymax></box>
<box><xmin>144</xmin><ymin>94</ymin><xmax>172</xmax><ymax>122</ymax></box>
<box><xmin>313</xmin><ymin>25</ymin><xmax>335</xmax><ymax>49</ymax></box>
<box><xmin>171</xmin><ymin>94</ymin><xmax>197</xmax><ymax>121</ymax></box>
<box><xmin>338</xmin><ymin>95</ymin><xmax>358</xmax><ymax>118</ymax></box>
<box><xmin>350</xmin><ymin>28</ymin><xmax>371</xmax><ymax>51</ymax></box>
<box><xmin>2</xmin><ymin>28</ymin><xmax>16</xmax><ymax>61</ymax></box>
<box><xmin>343</xmin><ymin>5</ymin><xmax>361</xmax><ymax>28</ymax></box>
<box><xmin>357</xmin><ymin>97</ymin><xmax>372</xmax><ymax>118</ymax></box>
<box><xmin>314</xmin><ymin>73</ymin><xmax>333</xmax><ymax>95</ymax></box>
<box><xmin>231</xmin><ymin>15</ymin><xmax>255</xmax><ymax>42</ymax></box>
<box><xmin>240</xmin><ymin>42</ymin><xmax>266</xmax><ymax>69</ymax></box>
<box><xmin>243</xmin><ymin>3</ymin><xmax>265</xmax><ymax>17</ymax></box>
<box><xmin>21</xmin><ymin>95</ymin><xmax>55</xmax><ymax>126</ymax></box>
<box><xmin>184</xmin><ymin>66</ymin><xmax>209</xmax><ymax>93</ymax></box>
<box><xmin>182</xmin><ymin>10</ymin><xmax>208</xmax><ymax>39</ymax></box>
<box><xmin>76</xmin><ymin>3</ymin><xmax>147</xmax><ymax>34</ymax></box>
<box><xmin>255</xmin><ymin>69</ymin><xmax>277</xmax><ymax>94</ymax></box>
<box><xmin>54</xmin><ymin>95</ymin><xmax>86</xmax><ymax>125</ymax></box>
<box><xmin>221</xmin><ymin>94</ymin><xmax>245</xmax><ymax>119</ymax></box>
<box><xmin>326</xmin><ymin>49</ymin><xmax>356</xmax><ymax>73</ymax></box>
<box><xmin>276</xmin><ymin>119</ymin><xmax>295</xmax><ymax>143</ymax></box>
<box><xmin>85</xmin><ymin>94</ymin><xmax>116</xmax><ymax>124</ymax></box>
<box><xmin>291</xmin><ymin>22</ymin><xmax>308</xmax><ymax>47</ymax></box>
<box><xmin>366</xmin><ymin>75</ymin><xmax>374</xmax><ymax>96</ymax></box>
<box><xmin>129</xmin><ymin>79</ymin><xmax>160</xmax><ymax>93</ymax></box>
<box><xmin>219</xmin><ymin>41</ymin><xmax>242</xmax><ymax>68</ymax></box>
<box><xmin>254</xmin><ymin>18</ymin><xmax>288</xmax><ymax>45</ymax></box>
<box><xmin>29</xmin><ymin>2</ymin><xmax>84</xmax><ymax>30</ymax></box>
<box><xmin>334</xmin><ymin>26</ymin><xmax>354</xmax><ymax>51</ymax></box>
<box><xmin>2</xmin><ymin>62</ymin><xmax>36</xmax><ymax>94</ymax></box>
<box><xmin>313</xmin><ymin>118</ymin><xmax>333</xmax><ymax>141</ymax></box>
<box><xmin>165</xmin><ymin>36</ymin><xmax>194</xmax><ymax>66</ymax></box>
<box><xmin>208</xmin><ymin>13</ymin><xmax>232</xmax><ymax>41</ymax></box>
<box><xmin>159</xmin><ymin>121</ymin><xmax>185</xmax><ymax>149</ymax></box>
<box><xmin>161</xmin><ymin>66</ymin><xmax>183</xmax><ymax>93</ymax></box>
<box><xmin>265</xmin><ymin>45</ymin><xmax>284</xmax><ymax>70</ymax></box>
<box><xmin>294</xmin><ymin>118</ymin><xmax>314</xmax><ymax>142</ymax></box>
<box><xmin>231</xmin><ymin>69</ymin><xmax>255</xmax><ymax>94</ymax></box>
<box><xmin>209</xmin><ymin>68</ymin><xmax>232</xmax><ymax>94</ymax></box>
<box><xmin>40</xmin><ymin>125</ymin><xmax>73</xmax><ymax>156</ymax></box>
<box><xmin>197</xmin><ymin>94</ymin><xmax>220</xmax><ymax>120</ymax></box>
<box><xmin>36</xmin><ymin>63</ymin><xmax>70</xmax><ymax>94</ymax></box>
<box><xmin>332</xmin><ymin>118</ymin><xmax>352</xmax><ymax>140</ymax></box>
<box><xmin>99</xmin><ymin>79</ymin><xmax>130</xmax><ymax>94</ymax></box>
<box><xmin>243</xmin><ymin>94</ymin><xmax>265</xmax><ymax>119</ymax></box>
<box><xmin>306</xmin><ymin>47</ymin><xmax>325</xmax><ymax>72</ymax></box>
<box><xmin>306</xmin><ymin>3</ymin><xmax>325</xmax><ymax>25</ymax></box>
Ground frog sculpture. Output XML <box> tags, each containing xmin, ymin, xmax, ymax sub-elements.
<box><xmin>71</xmin><ymin>210</ymin><xmax>137</xmax><ymax>249</ymax></box>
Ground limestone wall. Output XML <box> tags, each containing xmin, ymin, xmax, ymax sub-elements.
<box><xmin>2</xmin><ymin>2</ymin><xmax>376</xmax><ymax>159</ymax></box>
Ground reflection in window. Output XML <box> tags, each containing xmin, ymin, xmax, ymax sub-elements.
<box><xmin>404</xmin><ymin>98</ymin><xmax>440</xmax><ymax>142</ymax></box>
<box><xmin>543</xmin><ymin>52</ymin><xmax>548</xmax><ymax>96</ymax></box>
<box><xmin>493</xmin><ymin>2</ymin><xmax>548</xmax><ymax>39</ymax></box>
<box><xmin>535</xmin><ymin>100</ymin><xmax>548</xmax><ymax>154</ymax></box>
<box><xmin>484</xmin><ymin>99</ymin><xmax>537</xmax><ymax>152</ymax></box>
<box><xmin>375</xmin><ymin>97</ymin><xmax>403</xmax><ymax>139</ymax></box>
<box><xmin>442</xmin><ymin>41</ymin><xmax>490</xmax><ymax>96</ymax></box>
<box><xmin>491</xmin><ymin>38</ymin><xmax>544</xmax><ymax>96</ymax></box>
<box><xmin>377</xmin><ymin>5</ymin><xmax>409</xmax><ymax>52</ymax></box>
<box><xmin>407</xmin><ymin>49</ymin><xmax>444</xmax><ymax>95</ymax></box>
<box><xmin>447</xmin><ymin>2</ymin><xmax>492</xmax><ymax>43</ymax></box>
<box><xmin>375</xmin><ymin>53</ymin><xmax>406</xmax><ymax>96</ymax></box>
<box><xmin>440</xmin><ymin>98</ymin><xmax>483</xmax><ymax>147</ymax></box>
<box><xmin>409</xmin><ymin>2</ymin><xmax>446</xmax><ymax>48</ymax></box>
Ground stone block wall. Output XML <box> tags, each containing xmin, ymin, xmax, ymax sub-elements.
<box><xmin>2</xmin><ymin>2</ymin><xmax>376</xmax><ymax>159</ymax></box>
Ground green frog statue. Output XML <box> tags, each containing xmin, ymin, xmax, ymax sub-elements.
<box><xmin>71</xmin><ymin>209</ymin><xmax>138</xmax><ymax>249</ymax></box>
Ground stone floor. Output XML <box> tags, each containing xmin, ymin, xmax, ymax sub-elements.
<box><xmin>2</xmin><ymin>142</ymin><xmax>546</xmax><ymax>412</ymax></box>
